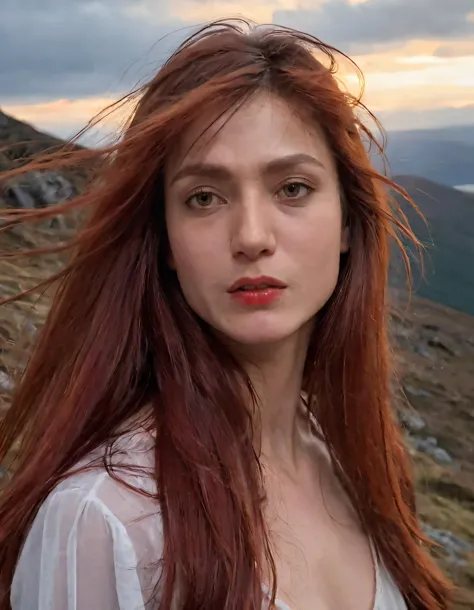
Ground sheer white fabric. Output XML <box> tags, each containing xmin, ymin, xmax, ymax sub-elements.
<box><xmin>11</xmin><ymin>429</ymin><xmax>164</xmax><ymax>610</ymax></box>
<box><xmin>11</xmin><ymin>427</ymin><xmax>407</xmax><ymax>610</ymax></box>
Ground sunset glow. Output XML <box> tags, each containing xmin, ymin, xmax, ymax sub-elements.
<box><xmin>2</xmin><ymin>1</ymin><xmax>473</xmax><ymax>138</ymax></box>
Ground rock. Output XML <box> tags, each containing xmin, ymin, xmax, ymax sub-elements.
<box><xmin>414</xmin><ymin>344</ymin><xmax>433</xmax><ymax>359</ymax></box>
<box><xmin>4</xmin><ymin>170</ymin><xmax>77</xmax><ymax>210</ymax></box>
<box><xmin>404</xmin><ymin>384</ymin><xmax>432</xmax><ymax>399</ymax></box>
<box><xmin>427</xmin><ymin>336</ymin><xmax>458</xmax><ymax>357</ymax></box>
<box><xmin>422</xmin><ymin>523</ymin><xmax>474</xmax><ymax>565</ymax></box>
<box><xmin>0</xmin><ymin>370</ymin><xmax>13</xmax><ymax>392</ymax></box>
<box><xmin>6</xmin><ymin>184</ymin><xmax>36</xmax><ymax>209</ymax></box>
<box><xmin>398</xmin><ymin>408</ymin><xmax>427</xmax><ymax>433</ymax></box>
<box><xmin>411</xmin><ymin>435</ymin><xmax>453</xmax><ymax>465</ymax></box>
<box><xmin>430</xmin><ymin>447</ymin><xmax>454</xmax><ymax>465</ymax></box>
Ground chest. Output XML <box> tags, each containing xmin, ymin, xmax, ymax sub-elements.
<box><xmin>262</xmin><ymin>465</ymin><xmax>377</xmax><ymax>610</ymax></box>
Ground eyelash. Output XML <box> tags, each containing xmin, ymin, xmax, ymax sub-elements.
<box><xmin>185</xmin><ymin>188</ymin><xmax>222</xmax><ymax>209</ymax></box>
<box><xmin>185</xmin><ymin>180</ymin><xmax>315</xmax><ymax>209</ymax></box>
<box><xmin>276</xmin><ymin>181</ymin><xmax>315</xmax><ymax>201</ymax></box>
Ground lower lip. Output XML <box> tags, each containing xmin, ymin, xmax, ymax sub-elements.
<box><xmin>230</xmin><ymin>287</ymin><xmax>285</xmax><ymax>306</ymax></box>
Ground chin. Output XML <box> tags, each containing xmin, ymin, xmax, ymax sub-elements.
<box><xmin>218</xmin><ymin>318</ymin><xmax>305</xmax><ymax>348</ymax></box>
<box><xmin>229</xmin><ymin>332</ymin><xmax>287</xmax><ymax>347</ymax></box>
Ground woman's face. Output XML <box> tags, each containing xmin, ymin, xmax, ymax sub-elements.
<box><xmin>164</xmin><ymin>92</ymin><xmax>349</xmax><ymax>348</ymax></box>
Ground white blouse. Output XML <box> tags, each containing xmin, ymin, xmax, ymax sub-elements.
<box><xmin>11</xmin><ymin>427</ymin><xmax>408</xmax><ymax>610</ymax></box>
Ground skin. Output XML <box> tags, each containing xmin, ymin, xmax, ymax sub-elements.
<box><xmin>165</xmin><ymin>92</ymin><xmax>348</xmax><ymax>350</ymax></box>
<box><xmin>164</xmin><ymin>92</ymin><xmax>376</xmax><ymax>610</ymax></box>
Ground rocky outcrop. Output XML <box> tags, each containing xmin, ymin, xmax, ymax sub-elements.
<box><xmin>423</xmin><ymin>523</ymin><xmax>474</xmax><ymax>567</ymax></box>
<box><xmin>3</xmin><ymin>170</ymin><xmax>78</xmax><ymax>210</ymax></box>
<box><xmin>0</xmin><ymin>107</ymin><xmax>85</xmax><ymax>211</ymax></box>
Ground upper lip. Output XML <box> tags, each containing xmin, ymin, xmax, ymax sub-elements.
<box><xmin>227</xmin><ymin>275</ymin><xmax>287</xmax><ymax>292</ymax></box>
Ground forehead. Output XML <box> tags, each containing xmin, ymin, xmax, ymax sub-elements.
<box><xmin>165</xmin><ymin>91</ymin><xmax>335</xmax><ymax>175</ymax></box>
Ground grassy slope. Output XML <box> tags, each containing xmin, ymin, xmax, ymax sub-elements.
<box><xmin>391</xmin><ymin>292</ymin><xmax>474</xmax><ymax>606</ymax></box>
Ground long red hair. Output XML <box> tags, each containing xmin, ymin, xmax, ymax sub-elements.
<box><xmin>0</xmin><ymin>19</ymin><xmax>451</xmax><ymax>609</ymax></box>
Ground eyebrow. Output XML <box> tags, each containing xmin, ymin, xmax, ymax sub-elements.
<box><xmin>169</xmin><ymin>153</ymin><xmax>326</xmax><ymax>186</ymax></box>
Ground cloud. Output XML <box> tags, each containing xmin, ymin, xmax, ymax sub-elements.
<box><xmin>1</xmin><ymin>0</ymin><xmax>473</xmax><ymax>104</ymax></box>
<box><xmin>275</xmin><ymin>0</ymin><xmax>474</xmax><ymax>54</ymax></box>
<box><xmin>0</xmin><ymin>0</ymin><xmax>188</xmax><ymax>101</ymax></box>
<box><xmin>377</xmin><ymin>103</ymin><xmax>474</xmax><ymax>131</ymax></box>
<box><xmin>433</xmin><ymin>42</ymin><xmax>474</xmax><ymax>57</ymax></box>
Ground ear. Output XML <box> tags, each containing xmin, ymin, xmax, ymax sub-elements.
<box><xmin>340</xmin><ymin>225</ymin><xmax>350</xmax><ymax>254</ymax></box>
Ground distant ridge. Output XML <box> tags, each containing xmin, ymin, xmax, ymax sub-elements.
<box><xmin>390</xmin><ymin>175</ymin><xmax>474</xmax><ymax>315</ymax></box>
<box><xmin>378</xmin><ymin>125</ymin><xmax>474</xmax><ymax>187</ymax></box>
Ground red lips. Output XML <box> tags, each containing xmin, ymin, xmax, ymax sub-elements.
<box><xmin>227</xmin><ymin>275</ymin><xmax>287</xmax><ymax>293</ymax></box>
<box><xmin>227</xmin><ymin>276</ymin><xmax>286</xmax><ymax>306</ymax></box>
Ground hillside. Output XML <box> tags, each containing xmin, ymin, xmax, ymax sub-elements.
<box><xmin>0</xmin><ymin>109</ymin><xmax>66</xmax><ymax>173</ymax></box>
<box><xmin>390</xmin><ymin>175</ymin><xmax>474</xmax><ymax>316</ymax></box>
<box><xmin>0</xmin><ymin>111</ymin><xmax>474</xmax><ymax>605</ymax></box>
<box><xmin>0</xmin><ymin>108</ymin><xmax>88</xmax><ymax>213</ymax></box>
<box><xmin>390</xmin><ymin>291</ymin><xmax>474</xmax><ymax>606</ymax></box>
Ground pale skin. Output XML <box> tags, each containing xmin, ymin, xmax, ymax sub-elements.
<box><xmin>164</xmin><ymin>91</ymin><xmax>376</xmax><ymax>610</ymax></box>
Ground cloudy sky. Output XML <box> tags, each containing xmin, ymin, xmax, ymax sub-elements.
<box><xmin>1</xmin><ymin>0</ymin><xmax>474</xmax><ymax>142</ymax></box>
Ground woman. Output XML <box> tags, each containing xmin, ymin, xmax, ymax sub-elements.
<box><xmin>0</xmin><ymin>19</ymin><xmax>451</xmax><ymax>610</ymax></box>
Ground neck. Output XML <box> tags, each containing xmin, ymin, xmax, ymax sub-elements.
<box><xmin>232</xmin><ymin>327</ymin><xmax>312</xmax><ymax>468</ymax></box>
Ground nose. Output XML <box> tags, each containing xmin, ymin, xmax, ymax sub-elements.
<box><xmin>230</xmin><ymin>195</ymin><xmax>276</xmax><ymax>261</ymax></box>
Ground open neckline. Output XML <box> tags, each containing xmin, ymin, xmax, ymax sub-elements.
<box><xmin>262</xmin><ymin>406</ymin><xmax>382</xmax><ymax>610</ymax></box>
<box><xmin>263</xmin><ymin>537</ymin><xmax>381</xmax><ymax>610</ymax></box>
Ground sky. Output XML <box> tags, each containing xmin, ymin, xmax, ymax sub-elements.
<box><xmin>1</xmin><ymin>0</ymin><xmax>474</xmax><ymax>143</ymax></box>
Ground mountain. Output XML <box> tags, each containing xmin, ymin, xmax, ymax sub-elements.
<box><xmin>0</xmin><ymin>109</ymin><xmax>87</xmax><ymax>212</ymax></box>
<box><xmin>374</xmin><ymin>125</ymin><xmax>474</xmax><ymax>187</ymax></box>
<box><xmin>389</xmin><ymin>176</ymin><xmax>474</xmax><ymax>316</ymax></box>
<box><xmin>0</xmin><ymin>109</ymin><xmax>70</xmax><ymax>173</ymax></box>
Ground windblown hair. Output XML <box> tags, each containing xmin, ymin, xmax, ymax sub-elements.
<box><xmin>0</xmin><ymin>18</ymin><xmax>451</xmax><ymax>609</ymax></box>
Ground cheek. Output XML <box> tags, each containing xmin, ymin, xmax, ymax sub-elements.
<box><xmin>168</xmin><ymin>227</ymin><xmax>218</xmax><ymax>293</ymax></box>
<box><xmin>296</xmin><ymin>230</ymin><xmax>343</xmax><ymax>310</ymax></box>
<box><xmin>169</xmin><ymin>237</ymin><xmax>199</xmax><ymax>284</ymax></box>
<box><xmin>167</xmin><ymin>213</ymin><xmax>196</xmax><ymax>268</ymax></box>
<box><xmin>292</xmin><ymin>215</ymin><xmax>344</xmax><ymax>262</ymax></box>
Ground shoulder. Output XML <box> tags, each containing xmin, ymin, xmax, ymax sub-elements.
<box><xmin>55</xmin><ymin>426</ymin><xmax>159</xmax><ymax>515</ymax></box>
<box><xmin>12</xmin><ymin>429</ymin><xmax>164</xmax><ymax>610</ymax></box>
<box><xmin>47</xmin><ymin>425</ymin><xmax>163</xmax><ymax>545</ymax></box>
